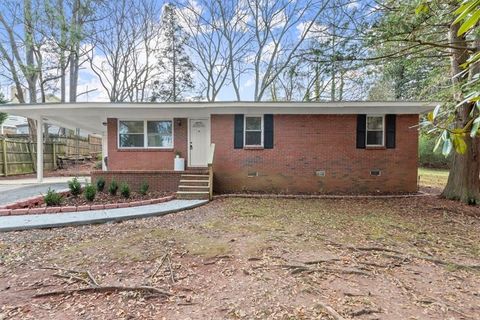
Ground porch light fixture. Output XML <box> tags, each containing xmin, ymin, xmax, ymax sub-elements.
<box><xmin>102</xmin><ymin>121</ymin><xmax>107</xmax><ymax>126</ymax></box>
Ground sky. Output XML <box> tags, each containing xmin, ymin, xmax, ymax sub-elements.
<box><xmin>0</xmin><ymin>0</ymin><xmax>378</xmax><ymax>103</ymax></box>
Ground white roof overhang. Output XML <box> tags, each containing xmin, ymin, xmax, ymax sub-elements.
<box><xmin>0</xmin><ymin>101</ymin><xmax>436</xmax><ymax>134</ymax></box>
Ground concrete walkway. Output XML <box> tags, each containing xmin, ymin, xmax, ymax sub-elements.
<box><xmin>0</xmin><ymin>177</ymin><xmax>89</xmax><ymax>206</ymax></box>
<box><xmin>0</xmin><ymin>199</ymin><xmax>208</xmax><ymax>232</ymax></box>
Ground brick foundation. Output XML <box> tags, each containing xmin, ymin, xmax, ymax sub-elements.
<box><xmin>91</xmin><ymin>170</ymin><xmax>207</xmax><ymax>192</ymax></box>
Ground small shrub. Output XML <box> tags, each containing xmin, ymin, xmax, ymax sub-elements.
<box><xmin>68</xmin><ymin>177</ymin><xmax>82</xmax><ymax>197</ymax></box>
<box><xmin>94</xmin><ymin>161</ymin><xmax>102</xmax><ymax>169</ymax></box>
<box><xmin>139</xmin><ymin>181</ymin><xmax>149</xmax><ymax>195</ymax></box>
<box><xmin>96</xmin><ymin>177</ymin><xmax>106</xmax><ymax>192</ymax></box>
<box><xmin>44</xmin><ymin>188</ymin><xmax>63</xmax><ymax>206</ymax></box>
<box><xmin>120</xmin><ymin>182</ymin><xmax>131</xmax><ymax>199</ymax></box>
<box><xmin>109</xmin><ymin>179</ymin><xmax>119</xmax><ymax>196</ymax></box>
<box><xmin>84</xmin><ymin>184</ymin><xmax>96</xmax><ymax>202</ymax></box>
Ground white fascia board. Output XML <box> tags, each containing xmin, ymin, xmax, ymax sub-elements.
<box><xmin>0</xmin><ymin>101</ymin><xmax>436</xmax><ymax>133</ymax></box>
<box><xmin>0</xmin><ymin>101</ymin><xmax>436</xmax><ymax>114</ymax></box>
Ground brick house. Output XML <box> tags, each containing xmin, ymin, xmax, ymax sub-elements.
<box><xmin>0</xmin><ymin>102</ymin><xmax>433</xmax><ymax>198</ymax></box>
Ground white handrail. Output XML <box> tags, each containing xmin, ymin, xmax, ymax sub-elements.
<box><xmin>207</xmin><ymin>143</ymin><xmax>215</xmax><ymax>166</ymax></box>
<box><xmin>207</xmin><ymin>143</ymin><xmax>215</xmax><ymax>200</ymax></box>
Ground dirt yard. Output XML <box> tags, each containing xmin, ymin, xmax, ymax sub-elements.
<box><xmin>1</xmin><ymin>192</ymin><xmax>479</xmax><ymax>319</ymax></box>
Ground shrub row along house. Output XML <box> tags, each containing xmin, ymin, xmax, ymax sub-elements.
<box><xmin>0</xmin><ymin>102</ymin><xmax>433</xmax><ymax>198</ymax></box>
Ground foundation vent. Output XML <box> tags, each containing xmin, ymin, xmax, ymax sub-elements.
<box><xmin>316</xmin><ymin>170</ymin><xmax>326</xmax><ymax>177</ymax></box>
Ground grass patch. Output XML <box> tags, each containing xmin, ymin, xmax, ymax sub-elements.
<box><xmin>418</xmin><ymin>167</ymin><xmax>449</xmax><ymax>189</ymax></box>
<box><xmin>217</xmin><ymin>198</ymin><xmax>479</xmax><ymax>260</ymax></box>
<box><xmin>57</xmin><ymin>227</ymin><xmax>231</xmax><ymax>263</ymax></box>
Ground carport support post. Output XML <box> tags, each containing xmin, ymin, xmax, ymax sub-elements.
<box><xmin>36</xmin><ymin>116</ymin><xmax>44</xmax><ymax>183</ymax></box>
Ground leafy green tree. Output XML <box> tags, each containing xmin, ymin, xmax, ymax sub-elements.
<box><xmin>419</xmin><ymin>0</ymin><xmax>480</xmax><ymax>204</ymax></box>
<box><xmin>370</xmin><ymin>0</ymin><xmax>480</xmax><ymax>204</ymax></box>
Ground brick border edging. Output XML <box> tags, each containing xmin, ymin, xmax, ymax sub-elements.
<box><xmin>0</xmin><ymin>195</ymin><xmax>175</xmax><ymax>216</ymax></box>
<box><xmin>212</xmin><ymin>191</ymin><xmax>434</xmax><ymax>200</ymax></box>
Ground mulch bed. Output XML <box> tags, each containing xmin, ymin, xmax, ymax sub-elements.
<box><xmin>0</xmin><ymin>191</ymin><xmax>175</xmax><ymax>216</ymax></box>
<box><xmin>55</xmin><ymin>191</ymin><xmax>172</xmax><ymax>207</ymax></box>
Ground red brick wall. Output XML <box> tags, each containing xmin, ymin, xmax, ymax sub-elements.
<box><xmin>91</xmin><ymin>169</ymin><xmax>208</xmax><ymax>193</ymax></box>
<box><xmin>91</xmin><ymin>170</ymin><xmax>182</xmax><ymax>192</ymax></box>
<box><xmin>210</xmin><ymin>114</ymin><xmax>419</xmax><ymax>194</ymax></box>
<box><xmin>107</xmin><ymin>118</ymin><xmax>188</xmax><ymax>171</ymax></box>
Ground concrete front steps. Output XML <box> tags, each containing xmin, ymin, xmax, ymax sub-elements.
<box><xmin>176</xmin><ymin>173</ymin><xmax>210</xmax><ymax>200</ymax></box>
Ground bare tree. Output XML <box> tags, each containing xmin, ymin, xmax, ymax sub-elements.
<box><xmin>215</xmin><ymin>0</ymin><xmax>252</xmax><ymax>101</ymax></box>
<box><xmin>0</xmin><ymin>0</ymin><xmax>41</xmax><ymax>135</ymax></box>
<box><xmin>245</xmin><ymin>0</ymin><xmax>330</xmax><ymax>101</ymax></box>
<box><xmin>175</xmin><ymin>0</ymin><xmax>230</xmax><ymax>102</ymax></box>
<box><xmin>88</xmin><ymin>0</ymin><xmax>162</xmax><ymax>102</ymax></box>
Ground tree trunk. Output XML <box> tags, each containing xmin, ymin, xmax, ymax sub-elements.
<box><xmin>69</xmin><ymin>0</ymin><xmax>80</xmax><ymax>102</ymax></box>
<box><xmin>24</xmin><ymin>0</ymin><xmax>38</xmax><ymax>138</ymax></box>
<box><xmin>442</xmin><ymin>22</ymin><xmax>480</xmax><ymax>204</ymax></box>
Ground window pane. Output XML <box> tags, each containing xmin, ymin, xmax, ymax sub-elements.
<box><xmin>367</xmin><ymin>131</ymin><xmax>383</xmax><ymax>146</ymax></box>
<box><xmin>147</xmin><ymin>121</ymin><xmax>172</xmax><ymax>135</ymax></box>
<box><xmin>119</xmin><ymin>121</ymin><xmax>143</xmax><ymax>134</ymax></box>
<box><xmin>119</xmin><ymin>134</ymin><xmax>144</xmax><ymax>147</ymax></box>
<box><xmin>367</xmin><ymin>116</ymin><xmax>383</xmax><ymax>130</ymax></box>
<box><xmin>147</xmin><ymin>121</ymin><xmax>173</xmax><ymax>147</ymax></box>
<box><xmin>246</xmin><ymin>117</ymin><xmax>261</xmax><ymax>130</ymax></box>
<box><xmin>148</xmin><ymin>134</ymin><xmax>173</xmax><ymax>147</ymax></box>
<box><xmin>245</xmin><ymin>131</ymin><xmax>262</xmax><ymax>145</ymax></box>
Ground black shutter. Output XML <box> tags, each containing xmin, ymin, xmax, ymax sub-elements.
<box><xmin>234</xmin><ymin>114</ymin><xmax>244</xmax><ymax>149</ymax></box>
<box><xmin>356</xmin><ymin>114</ymin><xmax>366</xmax><ymax>149</ymax></box>
<box><xmin>386</xmin><ymin>114</ymin><xmax>396</xmax><ymax>149</ymax></box>
<box><xmin>264</xmin><ymin>114</ymin><xmax>274</xmax><ymax>149</ymax></box>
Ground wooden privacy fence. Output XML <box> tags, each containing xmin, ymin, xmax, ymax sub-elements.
<box><xmin>52</xmin><ymin>135</ymin><xmax>102</xmax><ymax>157</ymax></box>
<box><xmin>0</xmin><ymin>135</ymin><xmax>102</xmax><ymax>177</ymax></box>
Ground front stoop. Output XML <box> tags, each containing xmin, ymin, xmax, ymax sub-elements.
<box><xmin>176</xmin><ymin>173</ymin><xmax>210</xmax><ymax>200</ymax></box>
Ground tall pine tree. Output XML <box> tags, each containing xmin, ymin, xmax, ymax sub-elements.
<box><xmin>152</xmin><ymin>3</ymin><xmax>194</xmax><ymax>102</ymax></box>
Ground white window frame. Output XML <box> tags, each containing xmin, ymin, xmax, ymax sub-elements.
<box><xmin>118</xmin><ymin>119</ymin><xmax>174</xmax><ymax>149</ymax></box>
<box><xmin>244</xmin><ymin>115</ymin><xmax>264</xmax><ymax>147</ymax></box>
<box><xmin>365</xmin><ymin>115</ymin><xmax>385</xmax><ymax>147</ymax></box>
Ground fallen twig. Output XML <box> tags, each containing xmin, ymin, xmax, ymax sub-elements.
<box><xmin>304</xmin><ymin>258</ymin><xmax>340</xmax><ymax>265</ymax></box>
<box><xmin>34</xmin><ymin>285</ymin><xmax>172</xmax><ymax>298</ymax></box>
<box><xmin>39</xmin><ymin>266</ymin><xmax>173</xmax><ymax>300</ymax></box>
<box><xmin>42</xmin><ymin>266</ymin><xmax>98</xmax><ymax>287</ymax></box>
<box><xmin>349</xmin><ymin>307</ymin><xmax>381</xmax><ymax>317</ymax></box>
<box><xmin>150</xmin><ymin>253</ymin><xmax>169</xmax><ymax>280</ymax></box>
<box><xmin>86</xmin><ymin>271</ymin><xmax>99</xmax><ymax>287</ymax></box>
<box><xmin>327</xmin><ymin>242</ymin><xmax>480</xmax><ymax>271</ymax></box>
<box><xmin>52</xmin><ymin>273</ymin><xmax>91</xmax><ymax>286</ymax></box>
<box><xmin>278</xmin><ymin>264</ymin><xmax>370</xmax><ymax>276</ymax></box>
<box><xmin>166</xmin><ymin>254</ymin><xmax>175</xmax><ymax>283</ymax></box>
<box><xmin>316</xmin><ymin>302</ymin><xmax>345</xmax><ymax>320</ymax></box>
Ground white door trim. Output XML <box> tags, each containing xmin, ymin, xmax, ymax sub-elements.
<box><xmin>188</xmin><ymin>118</ymin><xmax>210</xmax><ymax>168</ymax></box>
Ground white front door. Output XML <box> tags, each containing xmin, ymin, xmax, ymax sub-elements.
<box><xmin>189</xmin><ymin>118</ymin><xmax>209</xmax><ymax>167</ymax></box>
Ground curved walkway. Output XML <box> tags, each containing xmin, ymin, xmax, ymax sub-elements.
<box><xmin>0</xmin><ymin>199</ymin><xmax>208</xmax><ymax>232</ymax></box>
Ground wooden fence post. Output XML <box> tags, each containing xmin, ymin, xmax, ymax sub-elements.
<box><xmin>2</xmin><ymin>138</ymin><xmax>7</xmax><ymax>177</ymax></box>
<box><xmin>28</xmin><ymin>141</ymin><xmax>36</xmax><ymax>173</ymax></box>
<box><xmin>52</xmin><ymin>142</ymin><xmax>57</xmax><ymax>170</ymax></box>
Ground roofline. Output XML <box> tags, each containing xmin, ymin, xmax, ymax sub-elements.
<box><xmin>0</xmin><ymin>101</ymin><xmax>436</xmax><ymax>133</ymax></box>
<box><xmin>4</xmin><ymin>101</ymin><xmax>437</xmax><ymax>109</ymax></box>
